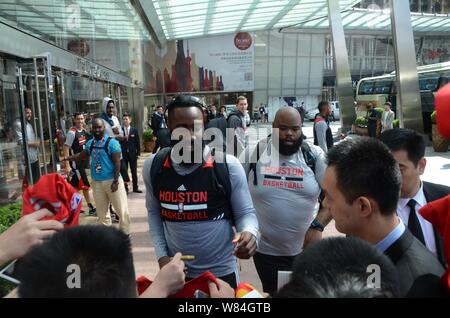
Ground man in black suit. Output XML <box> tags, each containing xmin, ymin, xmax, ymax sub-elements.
<box><xmin>380</xmin><ymin>128</ymin><xmax>449</xmax><ymax>267</ymax></box>
<box><xmin>120</xmin><ymin>113</ymin><xmax>142</xmax><ymax>193</ymax></box>
<box><xmin>321</xmin><ymin>137</ymin><xmax>444</xmax><ymax>296</ymax></box>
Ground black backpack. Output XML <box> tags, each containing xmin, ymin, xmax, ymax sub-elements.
<box><xmin>89</xmin><ymin>137</ymin><xmax>113</xmax><ymax>161</ymax></box>
<box><xmin>150</xmin><ymin>147</ymin><xmax>232</xmax><ymax>202</ymax></box>
<box><xmin>248</xmin><ymin>136</ymin><xmax>317</xmax><ymax>186</ymax></box>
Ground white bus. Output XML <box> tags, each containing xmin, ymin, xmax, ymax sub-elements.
<box><xmin>355</xmin><ymin>61</ymin><xmax>450</xmax><ymax>134</ymax></box>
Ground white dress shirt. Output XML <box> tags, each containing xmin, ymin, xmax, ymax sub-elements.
<box><xmin>397</xmin><ymin>182</ymin><xmax>437</xmax><ymax>256</ymax></box>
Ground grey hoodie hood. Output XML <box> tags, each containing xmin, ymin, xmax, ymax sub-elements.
<box><xmin>102</xmin><ymin>97</ymin><xmax>114</xmax><ymax>114</ymax></box>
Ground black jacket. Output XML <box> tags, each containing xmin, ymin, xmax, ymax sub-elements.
<box><xmin>120</xmin><ymin>126</ymin><xmax>140</xmax><ymax>158</ymax></box>
<box><xmin>384</xmin><ymin>229</ymin><xmax>445</xmax><ymax>296</ymax></box>
<box><xmin>423</xmin><ymin>181</ymin><xmax>450</xmax><ymax>267</ymax></box>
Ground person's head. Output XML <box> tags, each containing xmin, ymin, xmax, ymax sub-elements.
<box><xmin>272</xmin><ymin>107</ymin><xmax>303</xmax><ymax>156</ymax></box>
<box><xmin>91</xmin><ymin>118</ymin><xmax>105</xmax><ymax>140</ymax></box>
<box><xmin>220</xmin><ymin>106</ymin><xmax>226</xmax><ymax>114</ymax></box>
<box><xmin>103</xmin><ymin>97</ymin><xmax>115</xmax><ymax>117</ymax></box>
<box><xmin>318</xmin><ymin>101</ymin><xmax>331</xmax><ymax>117</ymax></box>
<box><xmin>167</xmin><ymin>94</ymin><xmax>204</xmax><ymax>158</ymax></box>
<box><xmin>122</xmin><ymin>113</ymin><xmax>131</xmax><ymax>127</ymax></box>
<box><xmin>275</xmin><ymin>237</ymin><xmax>399</xmax><ymax>298</ymax></box>
<box><xmin>384</xmin><ymin>102</ymin><xmax>392</xmax><ymax>112</ymax></box>
<box><xmin>73</xmin><ymin>112</ymin><xmax>85</xmax><ymax>128</ymax></box>
<box><xmin>17</xmin><ymin>225</ymin><xmax>137</xmax><ymax>298</ymax></box>
<box><xmin>210</xmin><ymin>105</ymin><xmax>216</xmax><ymax>113</ymax></box>
<box><xmin>379</xmin><ymin>128</ymin><xmax>426</xmax><ymax>198</ymax></box>
<box><xmin>367</xmin><ymin>102</ymin><xmax>374</xmax><ymax>110</ymax></box>
<box><xmin>156</xmin><ymin>105</ymin><xmax>164</xmax><ymax>115</ymax></box>
<box><xmin>322</xmin><ymin>137</ymin><xmax>401</xmax><ymax>237</ymax></box>
<box><xmin>25</xmin><ymin>107</ymin><xmax>32</xmax><ymax>122</ymax></box>
<box><xmin>236</xmin><ymin>96</ymin><xmax>248</xmax><ymax>115</ymax></box>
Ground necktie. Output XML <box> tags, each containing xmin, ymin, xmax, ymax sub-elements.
<box><xmin>407</xmin><ymin>199</ymin><xmax>425</xmax><ymax>245</ymax></box>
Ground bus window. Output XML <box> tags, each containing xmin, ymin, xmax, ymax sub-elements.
<box><xmin>373</xmin><ymin>79</ymin><xmax>393</xmax><ymax>94</ymax></box>
<box><xmin>358</xmin><ymin>80</ymin><xmax>374</xmax><ymax>95</ymax></box>
<box><xmin>419</xmin><ymin>73</ymin><xmax>438</xmax><ymax>91</ymax></box>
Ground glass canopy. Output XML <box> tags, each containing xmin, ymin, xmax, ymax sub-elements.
<box><xmin>149</xmin><ymin>0</ymin><xmax>450</xmax><ymax>42</ymax></box>
<box><xmin>0</xmin><ymin>0</ymin><xmax>151</xmax><ymax>41</ymax></box>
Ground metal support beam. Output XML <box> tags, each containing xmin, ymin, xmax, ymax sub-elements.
<box><xmin>390</xmin><ymin>0</ymin><xmax>423</xmax><ymax>132</ymax></box>
<box><xmin>327</xmin><ymin>0</ymin><xmax>355</xmax><ymax>131</ymax></box>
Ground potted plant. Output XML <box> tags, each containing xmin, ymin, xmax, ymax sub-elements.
<box><xmin>143</xmin><ymin>128</ymin><xmax>155</xmax><ymax>153</ymax></box>
<box><xmin>431</xmin><ymin>111</ymin><xmax>449</xmax><ymax>152</ymax></box>
<box><xmin>0</xmin><ymin>202</ymin><xmax>22</xmax><ymax>297</ymax></box>
<box><xmin>354</xmin><ymin>116</ymin><xmax>369</xmax><ymax>136</ymax></box>
<box><xmin>392</xmin><ymin>119</ymin><xmax>400</xmax><ymax>128</ymax></box>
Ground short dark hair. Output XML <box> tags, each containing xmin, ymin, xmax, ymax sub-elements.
<box><xmin>327</xmin><ymin>137</ymin><xmax>401</xmax><ymax>215</ymax></box>
<box><xmin>122</xmin><ymin>113</ymin><xmax>131</xmax><ymax>118</ymax></box>
<box><xmin>156</xmin><ymin>105</ymin><xmax>163</xmax><ymax>110</ymax></box>
<box><xmin>379</xmin><ymin>128</ymin><xmax>425</xmax><ymax>167</ymax></box>
<box><xmin>166</xmin><ymin>94</ymin><xmax>203</xmax><ymax>119</ymax></box>
<box><xmin>17</xmin><ymin>225</ymin><xmax>136</xmax><ymax>298</ymax></box>
<box><xmin>73</xmin><ymin>112</ymin><xmax>84</xmax><ymax>119</ymax></box>
<box><xmin>318</xmin><ymin>101</ymin><xmax>329</xmax><ymax>112</ymax></box>
<box><xmin>275</xmin><ymin>237</ymin><xmax>399</xmax><ymax>298</ymax></box>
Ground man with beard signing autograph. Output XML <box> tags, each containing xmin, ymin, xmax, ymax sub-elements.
<box><xmin>240</xmin><ymin>107</ymin><xmax>327</xmax><ymax>294</ymax></box>
<box><xmin>143</xmin><ymin>94</ymin><xmax>259</xmax><ymax>289</ymax></box>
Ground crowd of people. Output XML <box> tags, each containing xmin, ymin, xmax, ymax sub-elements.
<box><xmin>0</xmin><ymin>93</ymin><xmax>449</xmax><ymax>299</ymax></box>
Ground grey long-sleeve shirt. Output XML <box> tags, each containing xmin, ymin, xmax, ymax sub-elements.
<box><xmin>143</xmin><ymin>147</ymin><xmax>259</xmax><ymax>279</ymax></box>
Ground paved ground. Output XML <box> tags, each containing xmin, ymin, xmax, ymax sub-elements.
<box><xmin>79</xmin><ymin>121</ymin><xmax>450</xmax><ymax>291</ymax></box>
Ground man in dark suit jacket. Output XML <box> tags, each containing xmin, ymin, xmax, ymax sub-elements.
<box><xmin>322</xmin><ymin>137</ymin><xmax>444</xmax><ymax>297</ymax></box>
<box><xmin>380</xmin><ymin>128</ymin><xmax>450</xmax><ymax>267</ymax></box>
<box><xmin>120</xmin><ymin>113</ymin><xmax>142</xmax><ymax>193</ymax></box>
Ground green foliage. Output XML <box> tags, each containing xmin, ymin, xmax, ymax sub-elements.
<box><xmin>392</xmin><ymin>119</ymin><xmax>400</xmax><ymax>128</ymax></box>
<box><xmin>374</xmin><ymin>107</ymin><xmax>385</xmax><ymax>116</ymax></box>
<box><xmin>0</xmin><ymin>202</ymin><xmax>22</xmax><ymax>297</ymax></box>
<box><xmin>354</xmin><ymin>116</ymin><xmax>368</xmax><ymax>127</ymax></box>
<box><xmin>143</xmin><ymin>128</ymin><xmax>154</xmax><ymax>142</ymax></box>
<box><xmin>0</xmin><ymin>202</ymin><xmax>22</xmax><ymax>234</ymax></box>
<box><xmin>431</xmin><ymin>111</ymin><xmax>437</xmax><ymax>124</ymax></box>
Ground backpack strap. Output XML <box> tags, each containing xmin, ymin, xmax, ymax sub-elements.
<box><xmin>300</xmin><ymin>142</ymin><xmax>316</xmax><ymax>175</ymax></box>
<box><xmin>89</xmin><ymin>137</ymin><xmax>113</xmax><ymax>161</ymax></box>
<box><xmin>150</xmin><ymin>147</ymin><xmax>172</xmax><ymax>197</ymax></box>
<box><xmin>211</xmin><ymin>152</ymin><xmax>231</xmax><ymax>202</ymax></box>
<box><xmin>249</xmin><ymin>137</ymin><xmax>269</xmax><ymax>186</ymax></box>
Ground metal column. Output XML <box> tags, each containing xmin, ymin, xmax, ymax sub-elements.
<box><xmin>390</xmin><ymin>0</ymin><xmax>423</xmax><ymax>132</ymax></box>
<box><xmin>327</xmin><ymin>0</ymin><xmax>355</xmax><ymax>132</ymax></box>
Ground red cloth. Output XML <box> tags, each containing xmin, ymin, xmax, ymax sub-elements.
<box><xmin>419</xmin><ymin>194</ymin><xmax>450</xmax><ymax>292</ymax></box>
<box><xmin>137</xmin><ymin>271</ymin><xmax>218</xmax><ymax>298</ymax></box>
<box><xmin>435</xmin><ymin>83</ymin><xmax>450</xmax><ymax>139</ymax></box>
<box><xmin>22</xmin><ymin>173</ymin><xmax>82</xmax><ymax>228</ymax></box>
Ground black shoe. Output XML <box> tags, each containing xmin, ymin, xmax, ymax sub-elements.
<box><xmin>133</xmin><ymin>189</ymin><xmax>143</xmax><ymax>193</ymax></box>
<box><xmin>89</xmin><ymin>207</ymin><xmax>97</xmax><ymax>216</ymax></box>
<box><xmin>111</xmin><ymin>212</ymin><xmax>120</xmax><ymax>223</ymax></box>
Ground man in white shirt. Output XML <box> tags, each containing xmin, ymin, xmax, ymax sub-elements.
<box><xmin>380</xmin><ymin>128</ymin><xmax>449</xmax><ymax>267</ymax></box>
<box><xmin>240</xmin><ymin>107</ymin><xmax>327</xmax><ymax>294</ymax></box>
<box><xmin>381</xmin><ymin>102</ymin><xmax>395</xmax><ymax>132</ymax></box>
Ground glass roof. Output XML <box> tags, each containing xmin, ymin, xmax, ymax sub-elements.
<box><xmin>0</xmin><ymin>0</ymin><xmax>151</xmax><ymax>41</ymax></box>
<box><xmin>294</xmin><ymin>8</ymin><xmax>450</xmax><ymax>32</ymax></box>
<box><xmin>151</xmin><ymin>0</ymin><xmax>361</xmax><ymax>41</ymax></box>
<box><xmin>149</xmin><ymin>0</ymin><xmax>450</xmax><ymax>42</ymax></box>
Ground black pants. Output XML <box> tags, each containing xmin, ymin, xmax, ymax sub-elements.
<box><xmin>123</xmin><ymin>153</ymin><xmax>138</xmax><ymax>190</ymax></box>
<box><xmin>120</xmin><ymin>159</ymin><xmax>130</xmax><ymax>184</ymax></box>
<box><xmin>187</xmin><ymin>272</ymin><xmax>237</xmax><ymax>289</ymax></box>
<box><xmin>253</xmin><ymin>252</ymin><xmax>297</xmax><ymax>294</ymax></box>
<box><xmin>28</xmin><ymin>161</ymin><xmax>41</xmax><ymax>185</ymax></box>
